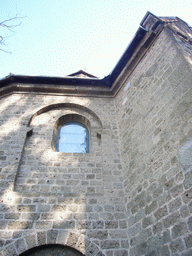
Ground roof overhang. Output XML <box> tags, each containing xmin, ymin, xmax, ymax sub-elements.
<box><xmin>0</xmin><ymin>12</ymin><xmax>164</xmax><ymax>98</ymax></box>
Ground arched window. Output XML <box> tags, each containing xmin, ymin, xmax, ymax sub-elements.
<box><xmin>56</xmin><ymin>122</ymin><xmax>89</xmax><ymax>153</ymax></box>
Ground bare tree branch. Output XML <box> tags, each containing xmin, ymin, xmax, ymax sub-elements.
<box><xmin>0</xmin><ymin>14</ymin><xmax>26</xmax><ymax>53</ymax></box>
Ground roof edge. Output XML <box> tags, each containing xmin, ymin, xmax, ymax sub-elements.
<box><xmin>0</xmin><ymin>12</ymin><xmax>167</xmax><ymax>97</ymax></box>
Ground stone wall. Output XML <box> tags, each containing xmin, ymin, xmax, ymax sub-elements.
<box><xmin>0</xmin><ymin>24</ymin><xmax>192</xmax><ymax>256</ymax></box>
<box><xmin>0</xmin><ymin>95</ymin><xmax>127</xmax><ymax>255</ymax></box>
<box><xmin>115</xmin><ymin>27</ymin><xmax>192</xmax><ymax>255</ymax></box>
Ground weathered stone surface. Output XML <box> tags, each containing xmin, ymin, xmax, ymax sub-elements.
<box><xmin>53</xmin><ymin>220</ymin><xmax>75</xmax><ymax>229</ymax></box>
<box><xmin>145</xmin><ymin>201</ymin><xmax>157</xmax><ymax>215</ymax></box>
<box><xmin>172</xmin><ymin>222</ymin><xmax>188</xmax><ymax>239</ymax></box>
<box><xmin>2</xmin><ymin>244</ymin><xmax>17</xmax><ymax>256</ymax></box>
<box><xmin>8</xmin><ymin>221</ymin><xmax>33</xmax><ymax>230</ymax></box>
<box><xmin>37</xmin><ymin>231</ymin><xmax>46</xmax><ymax>246</ymax></box>
<box><xmin>184</xmin><ymin>234</ymin><xmax>192</xmax><ymax>249</ymax></box>
<box><xmin>153</xmin><ymin>221</ymin><xmax>163</xmax><ymax>235</ymax></box>
<box><xmin>154</xmin><ymin>205</ymin><xmax>168</xmax><ymax>221</ymax></box>
<box><xmin>163</xmin><ymin>212</ymin><xmax>181</xmax><ymax>228</ymax></box>
<box><xmin>92</xmin><ymin>220</ymin><xmax>104</xmax><ymax>229</ymax></box>
<box><xmin>1</xmin><ymin>16</ymin><xmax>192</xmax><ymax>256</ymax></box>
<box><xmin>109</xmin><ymin>230</ymin><xmax>127</xmax><ymax>239</ymax></box>
<box><xmin>142</xmin><ymin>216</ymin><xmax>154</xmax><ymax>229</ymax></box>
<box><xmin>178</xmin><ymin>139</ymin><xmax>192</xmax><ymax>173</ymax></box>
<box><xmin>101</xmin><ymin>240</ymin><xmax>120</xmax><ymax>249</ymax></box>
<box><xmin>170</xmin><ymin>238</ymin><xmax>185</xmax><ymax>253</ymax></box>
<box><xmin>15</xmin><ymin>238</ymin><xmax>27</xmax><ymax>254</ymax></box>
<box><xmin>35</xmin><ymin>221</ymin><xmax>52</xmax><ymax>230</ymax></box>
<box><xmin>47</xmin><ymin>229</ymin><xmax>58</xmax><ymax>244</ymax></box>
<box><xmin>87</xmin><ymin>230</ymin><xmax>108</xmax><ymax>240</ymax></box>
<box><xmin>25</xmin><ymin>234</ymin><xmax>37</xmax><ymax>250</ymax></box>
<box><xmin>85</xmin><ymin>243</ymin><xmax>100</xmax><ymax>256</ymax></box>
<box><xmin>105</xmin><ymin>220</ymin><xmax>118</xmax><ymax>229</ymax></box>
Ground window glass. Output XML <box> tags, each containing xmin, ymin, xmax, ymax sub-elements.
<box><xmin>56</xmin><ymin>122</ymin><xmax>89</xmax><ymax>153</ymax></box>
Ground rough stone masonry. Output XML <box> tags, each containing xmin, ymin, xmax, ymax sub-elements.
<box><xmin>0</xmin><ymin>12</ymin><xmax>192</xmax><ymax>256</ymax></box>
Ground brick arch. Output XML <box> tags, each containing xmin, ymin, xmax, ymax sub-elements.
<box><xmin>27</xmin><ymin>103</ymin><xmax>102</xmax><ymax>128</ymax></box>
<box><xmin>1</xmin><ymin>230</ymin><xmax>103</xmax><ymax>256</ymax></box>
<box><xmin>19</xmin><ymin>244</ymin><xmax>85</xmax><ymax>256</ymax></box>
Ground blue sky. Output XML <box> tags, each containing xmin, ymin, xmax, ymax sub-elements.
<box><xmin>0</xmin><ymin>0</ymin><xmax>192</xmax><ymax>79</ymax></box>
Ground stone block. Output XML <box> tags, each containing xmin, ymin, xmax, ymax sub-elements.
<box><xmin>145</xmin><ymin>201</ymin><xmax>157</xmax><ymax>215</ymax></box>
<box><xmin>2</xmin><ymin>244</ymin><xmax>17</xmax><ymax>256</ymax></box>
<box><xmin>182</xmin><ymin>187</ymin><xmax>192</xmax><ymax>204</ymax></box>
<box><xmin>181</xmin><ymin>249</ymin><xmax>192</xmax><ymax>256</ymax></box>
<box><xmin>168</xmin><ymin>197</ymin><xmax>182</xmax><ymax>212</ymax></box>
<box><xmin>153</xmin><ymin>221</ymin><xmax>163</xmax><ymax>235</ymax></box>
<box><xmin>53</xmin><ymin>220</ymin><xmax>75</xmax><ymax>229</ymax></box>
<box><xmin>184</xmin><ymin>234</ymin><xmax>192</xmax><ymax>249</ymax></box>
<box><xmin>187</xmin><ymin>211</ymin><xmax>192</xmax><ymax>228</ymax></box>
<box><xmin>121</xmin><ymin>240</ymin><xmax>129</xmax><ymax>249</ymax></box>
<box><xmin>17</xmin><ymin>205</ymin><xmax>36</xmax><ymax>212</ymax></box>
<box><xmin>66</xmin><ymin>232</ymin><xmax>79</xmax><ymax>248</ymax></box>
<box><xmin>4</xmin><ymin>213</ymin><xmax>20</xmax><ymax>220</ymax></box>
<box><xmin>8</xmin><ymin>221</ymin><xmax>33</xmax><ymax>230</ymax></box>
<box><xmin>170</xmin><ymin>185</ymin><xmax>183</xmax><ymax>198</ymax></box>
<box><xmin>101</xmin><ymin>240</ymin><xmax>120</xmax><ymax>249</ymax></box>
<box><xmin>119</xmin><ymin>220</ymin><xmax>127</xmax><ymax>229</ymax></box>
<box><xmin>88</xmin><ymin>230</ymin><xmax>108</xmax><ymax>240</ymax></box>
<box><xmin>85</xmin><ymin>242</ymin><xmax>100</xmax><ymax>256</ymax></box>
<box><xmin>56</xmin><ymin>230</ymin><xmax>69</xmax><ymax>244</ymax></box>
<box><xmin>172</xmin><ymin>222</ymin><xmax>188</xmax><ymax>239</ymax></box>
<box><xmin>113</xmin><ymin>249</ymin><xmax>128</xmax><ymax>256</ymax></box>
<box><xmin>92</xmin><ymin>220</ymin><xmax>104</xmax><ymax>229</ymax></box>
<box><xmin>105</xmin><ymin>220</ymin><xmax>118</xmax><ymax>229</ymax></box>
<box><xmin>170</xmin><ymin>238</ymin><xmax>185</xmax><ymax>253</ymax></box>
<box><xmin>163</xmin><ymin>212</ymin><xmax>180</xmax><ymax>228</ymax></box>
<box><xmin>21</xmin><ymin>213</ymin><xmax>40</xmax><ymax>221</ymax></box>
<box><xmin>25</xmin><ymin>234</ymin><xmax>37</xmax><ymax>249</ymax></box>
<box><xmin>77</xmin><ymin>220</ymin><xmax>91</xmax><ymax>230</ymax></box>
<box><xmin>37</xmin><ymin>231</ymin><xmax>46</xmax><ymax>246</ymax></box>
<box><xmin>114</xmin><ymin>213</ymin><xmax>126</xmax><ymax>220</ymax></box>
<box><xmin>183</xmin><ymin>170</ymin><xmax>192</xmax><ymax>189</ymax></box>
<box><xmin>47</xmin><ymin>229</ymin><xmax>58</xmax><ymax>244</ymax></box>
<box><xmin>128</xmin><ymin>222</ymin><xmax>142</xmax><ymax>238</ymax></box>
<box><xmin>162</xmin><ymin>230</ymin><xmax>171</xmax><ymax>244</ymax></box>
<box><xmin>15</xmin><ymin>238</ymin><xmax>27</xmax><ymax>254</ymax></box>
<box><xmin>154</xmin><ymin>205</ymin><xmax>168</xmax><ymax>221</ymax></box>
<box><xmin>35</xmin><ymin>221</ymin><xmax>52</xmax><ymax>230</ymax></box>
<box><xmin>109</xmin><ymin>230</ymin><xmax>127</xmax><ymax>239</ymax></box>
<box><xmin>142</xmin><ymin>216</ymin><xmax>154</xmax><ymax>229</ymax></box>
<box><xmin>180</xmin><ymin>205</ymin><xmax>190</xmax><ymax>218</ymax></box>
<box><xmin>37</xmin><ymin>205</ymin><xmax>50</xmax><ymax>212</ymax></box>
<box><xmin>157</xmin><ymin>245</ymin><xmax>170</xmax><ymax>256</ymax></box>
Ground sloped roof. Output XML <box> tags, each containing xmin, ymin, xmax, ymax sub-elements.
<box><xmin>0</xmin><ymin>12</ymin><xmax>191</xmax><ymax>97</ymax></box>
<box><xmin>68</xmin><ymin>70</ymin><xmax>98</xmax><ymax>78</ymax></box>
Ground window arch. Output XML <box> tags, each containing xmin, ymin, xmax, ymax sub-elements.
<box><xmin>56</xmin><ymin>122</ymin><xmax>89</xmax><ymax>153</ymax></box>
<box><xmin>52</xmin><ymin>114</ymin><xmax>91</xmax><ymax>153</ymax></box>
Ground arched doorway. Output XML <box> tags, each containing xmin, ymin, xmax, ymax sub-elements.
<box><xmin>19</xmin><ymin>244</ymin><xmax>84</xmax><ymax>256</ymax></box>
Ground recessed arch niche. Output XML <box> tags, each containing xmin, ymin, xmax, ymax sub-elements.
<box><xmin>14</xmin><ymin>102</ymin><xmax>104</xmax><ymax>196</ymax></box>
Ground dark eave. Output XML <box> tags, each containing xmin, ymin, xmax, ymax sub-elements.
<box><xmin>0</xmin><ymin>12</ymin><xmax>165</xmax><ymax>97</ymax></box>
<box><xmin>0</xmin><ymin>74</ymin><xmax>107</xmax><ymax>87</ymax></box>
<box><xmin>108</xmin><ymin>26</ymin><xmax>147</xmax><ymax>85</ymax></box>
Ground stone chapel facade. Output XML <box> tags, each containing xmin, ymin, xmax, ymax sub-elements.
<box><xmin>0</xmin><ymin>12</ymin><xmax>192</xmax><ymax>256</ymax></box>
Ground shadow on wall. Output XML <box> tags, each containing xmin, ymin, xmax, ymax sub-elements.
<box><xmin>0</xmin><ymin>100</ymin><xmax>109</xmax><ymax>256</ymax></box>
